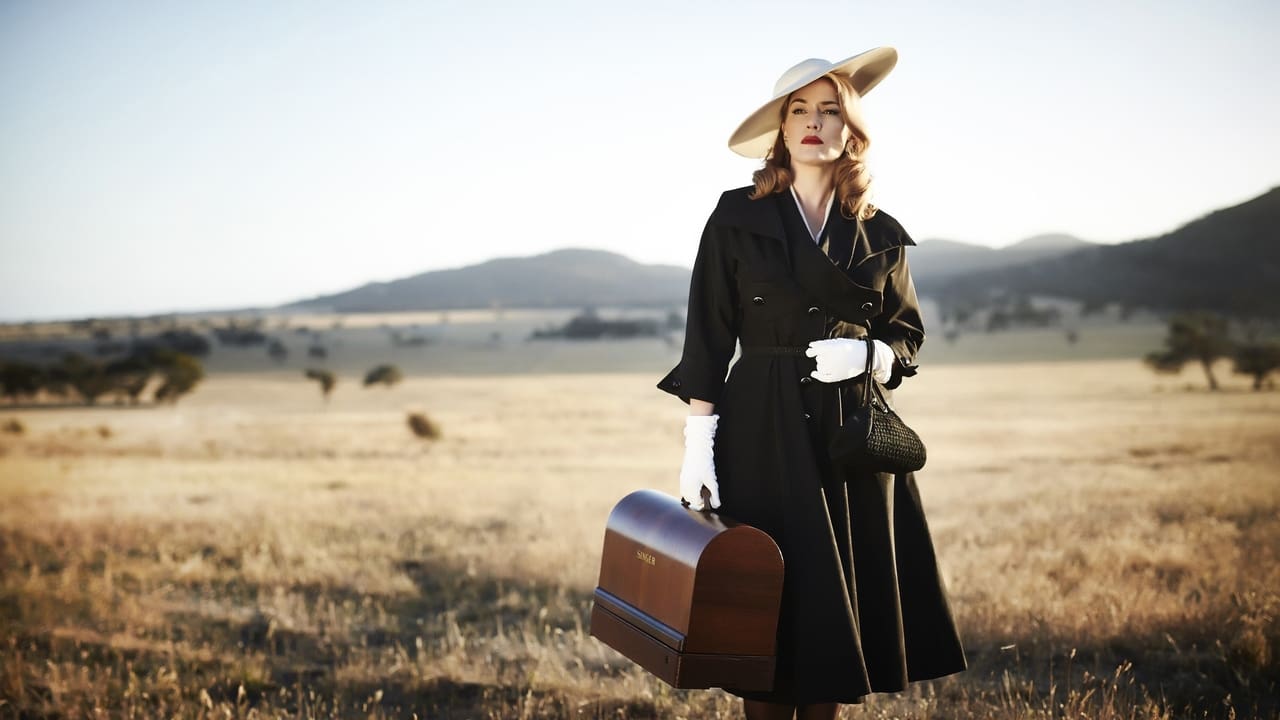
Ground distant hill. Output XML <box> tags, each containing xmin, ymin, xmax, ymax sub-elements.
<box><xmin>284</xmin><ymin>187</ymin><xmax>1280</xmax><ymax>317</ymax></box>
<box><xmin>1001</xmin><ymin>233</ymin><xmax>1095</xmax><ymax>264</ymax></box>
<box><xmin>930</xmin><ymin>186</ymin><xmax>1280</xmax><ymax>318</ymax></box>
<box><xmin>910</xmin><ymin>233</ymin><xmax>1093</xmax><ymax>286</ymax></box>
<box><xmin>286</xmin><ymin>248</ymin><xmax>691</xmax><ymax>312</ymax></box>
<box><xmin>908</xmin><ymin>239</ymin><xmax>997</xmax><ymax>281</ymax></box>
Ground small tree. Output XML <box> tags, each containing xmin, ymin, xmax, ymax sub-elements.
<box><xmin>105</xmin><ymin>354</ymin><xmax>154</xmax><ymax>405</ymax></box>
<box><xmin>363</xmin><ymin>364</ymin><xmax>403</xmax><ymax>388</ymax></box>
<box><xmin>304</xmin><ymin>368</ymin><xmax>336</xmax><ymax>401</ymax></box>
<box><xmin>1233</xmin><ymin>342</ymin><xmax>1280</xmax><ymax>391</ymax></box>
<box><xmin>1143</xmin><ymin>313</ymin><xmax>1233</xmax><ymax>390</ymax></box>
<box><xmin>0</xmin><ymin>360</ymin><xmax>44</xmax><ymax>403</ymax></box>
<box><xmin>59</xmin><ymin>353</ymin><xmax>112</xmax><ymax>405</ymax></box>
<box><xmin>152</xmin><ymin>351</ymin><xmax>204</xmax><ymax>404</ymax></box>
<box><xmin>41</xmin><ymin>363</ymin><xmax>74</xmax><ymax>400</ymax></box>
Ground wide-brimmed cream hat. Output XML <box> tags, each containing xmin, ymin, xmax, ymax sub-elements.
<box><xmin>728</xmin><ymin>47</ymin><xmax>898</xmax><ymax>158</ymax></box>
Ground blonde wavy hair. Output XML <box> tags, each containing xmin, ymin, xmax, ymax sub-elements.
<box><xmin>749</xmin><ymin>72</ymin><xmax>877</xmax><ymax>220</ymax></box>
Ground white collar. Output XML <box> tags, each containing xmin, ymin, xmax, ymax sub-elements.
<box><xmin>789</xmin><ymin>185</ymin><xmax>835</xmax><ymax>243</ymax></box>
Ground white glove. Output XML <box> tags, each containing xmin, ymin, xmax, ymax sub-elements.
<box><xmin>805</xmin><ymin>338</ymin><xmax>896</xmax><ymax>384</ymax></box>
<box><xmin>679</xmin><ymin>414</ymin><xmax>721</xmax><ymax>511</ymax></box>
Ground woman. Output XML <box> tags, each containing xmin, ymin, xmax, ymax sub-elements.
<box><xmin>657</xmin><ymin>48</ymin><xmax>967</xmax><ymax>719</ymax></box>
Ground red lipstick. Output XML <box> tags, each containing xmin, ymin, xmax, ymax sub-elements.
<box><xmin>801</xmin><ymin>135</ymin><xmax>823</xmax><ymax>145</ymax></box>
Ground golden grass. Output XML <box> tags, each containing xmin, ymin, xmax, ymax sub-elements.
<box><xmin>1</xmin><ymin>360</ymin><xmax>1277</xmax><ymax>718</ymax></box>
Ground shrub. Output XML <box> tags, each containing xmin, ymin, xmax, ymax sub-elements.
<box><xmin>0</xmin><ymin>360</ymin><xmax>44</xmax><ymax>402</ymax></box>
<box><xmin>304</xmin><ymin>368</ymin><xmax>337</xmax><ymax>401</ymax></box>
<box><xmin>151</xmin><ymin>351</ymin><xmax>205</xmax><ymax>404</ymax></box>
<box><xmin>58</xmin><ymin>353</ymin><xmax>112</xmax><ymax>405</ymax></box>
<box><xmin>406</xmin><ymin>412</ymin><xmax>441</xmax><ymax>440</ymax></box>
<box><xmin>105</xmin><ymin>354</ymin><xmax>154</xmax><ymax>404</ymax></box>
<box><xmin>1233</xmin><ymin>342</ymin><xmax>1280</xmax><ymax>391</ymax></box>
<box><xmin>363</xmin><ymin>364</ymin><xmax>403</xmax><ymax>388</ymax></box>
<box><xmin>41</xmin><ymin>363</ymin><xmax>73</xmax><ymax>399</ymax></box>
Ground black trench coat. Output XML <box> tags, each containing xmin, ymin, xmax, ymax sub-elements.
<box><xmin>657</xmin><ymin>186</ymin><xmax>967</xmax><ymax>704</ymax></box>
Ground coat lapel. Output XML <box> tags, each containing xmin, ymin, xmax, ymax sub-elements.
<box><xmin>709</xmin><ymin>186</ymin><xmax>913</xmax><ymax>324</ymax></box>
<box><xmin>711</xmin><ymin>186</ymin><xmax>910</xmax><ymax>265</ymax></box>
<box><xmin>773</xmin><ymin>193</ymin><xmax>885</xmax><ymax>322</ymax></box>
<box><xmin>822</xmin><ymin>202</ymin><xmax>913</xmax><ymax>269</ymax></box>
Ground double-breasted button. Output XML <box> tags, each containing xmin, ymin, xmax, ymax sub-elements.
<box><xmin>671</xmin><ymin>379</ymin><xmax>682</xmax><ymax>389</ymax></box>
<box><xmin>807</xmin><ymin>306</ymin><xmax>821</xmax><ymax>315</ymax></box>
<box><xmin>799</xmin><ymin>376</ymin><xmax>813</xmax><ymax>385</ymax></box>
<box><xmin>752</xmin><ymin>296</ymin><xmax>765</xmax><ymax>305</ymax></box>
<box><xmin>860</xmin><ymin>301</ymin><xmax>874</xmax><ymax>311</ymax></box>
<box><xmin>802</xmin><ymin>412</ymin><xmax>812</xmax><ymax>420</ymax></box>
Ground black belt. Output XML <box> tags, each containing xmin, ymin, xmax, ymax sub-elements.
<box><xmin>741</xmin><ymin>345</ymin><xmax>809</xmax><ymax>356</ymax></box>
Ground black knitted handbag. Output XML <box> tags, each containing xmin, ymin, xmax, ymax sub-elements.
<box><xmin>828</xmin><ymin>338</ymin><xmax>927</xmax><ymax>474</ymax></box>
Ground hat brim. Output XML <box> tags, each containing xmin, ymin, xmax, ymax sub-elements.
<box><xmin>728</xmin><ymin>47</ymin><xmax>898</xmax><ymax>159</ymax></box>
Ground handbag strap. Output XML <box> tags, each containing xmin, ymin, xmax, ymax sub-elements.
<box><xmin>861</xmin><ymin>337</ymin><xmax>875</xmax><ymax>407</ymax></box>
<box><xmin>859</xmin><ymin>336</ymin><xmax>895</xmax><ymax>411</ymax></box>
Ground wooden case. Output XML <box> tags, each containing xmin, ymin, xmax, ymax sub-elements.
<box><xmin>589</xmin><ymin>489</ymin><xmax>784</xmax><ymax>690</ymax></box>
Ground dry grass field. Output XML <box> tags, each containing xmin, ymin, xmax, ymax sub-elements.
<box><xmin>1</xmin><ymin>359</ymin><xmax>1278</xmax><ymax>718</ymax></box>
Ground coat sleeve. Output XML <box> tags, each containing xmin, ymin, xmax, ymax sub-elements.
<box><xmin>656</xmin><ymin>217</ymin><xmax>739</xmax><ymax>404</ymax></box>
<box><xmin>871</xmin><ymin>244</ymin><xmax>925</xmax><ymax>390</ymax></box>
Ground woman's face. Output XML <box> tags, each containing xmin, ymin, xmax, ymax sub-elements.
<box><xmin>781</xmin><ymin>77</ymin><xmax>850</xmax><ymax>168</ymax></box>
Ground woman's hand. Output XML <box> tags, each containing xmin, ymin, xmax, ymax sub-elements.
<box><xmin>679</xmin><ymin>414</ymin><xmax>721</xmax><ymax>511</ymax></box>
<box><xmin>805</xmin><ymin>338</ymin><xmax>896</xmax><ymax>384</ymax></box>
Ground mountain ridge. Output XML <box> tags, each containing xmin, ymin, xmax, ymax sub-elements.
<box><xmin>928</xmin><ymin>186</ymin><xmax>1280</xmax><ymax>317</ymax></box>
<box><xmin>287</xmin><ymin>248</ymin><xmax>691</xmax><ymax>312</ymax></box>
<box><xmin>285</xmin><ymin>185</ymin><xmax>1280</xmax><ymax>317</ymax></box>
<box><xmin>909</xmin><ymin>233</ymin><xmax>1094</xmax><ymax>283</ymax></box>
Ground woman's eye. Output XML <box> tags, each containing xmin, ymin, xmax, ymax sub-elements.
<box><xmin>790</xmin><ymin>107</ymin><xmax>807</xmax><ymax>115</ymax></box>
<box><xmin>822</xmin><ymin>109</ymin><xmax>840</xmax><ymax>116</ymax></box>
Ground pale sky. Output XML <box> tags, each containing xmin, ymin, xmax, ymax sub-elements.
<box><xmin>2</xmin><ymin>0</ymin><xmax>1277</xmax><ymax>321</ymax></box>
